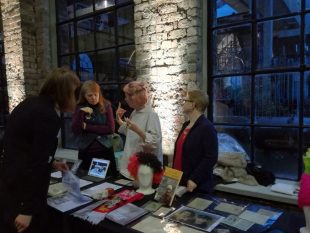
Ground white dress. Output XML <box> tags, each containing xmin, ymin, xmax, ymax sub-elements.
<box><xmin>118</xmin><ymin>104</ymin><xmax>163</xmax><ymax>178</ymax></box>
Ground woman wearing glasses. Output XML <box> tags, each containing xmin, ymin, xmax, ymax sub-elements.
<box><xmin>116</xmin><ymin>81</ymin><xmax>162</xmax><ymax>179</ymax></box>
<box><xmin>173</xmin><ymin>90</ymin><xmax>218</xmax><ymax>193</ymax></box>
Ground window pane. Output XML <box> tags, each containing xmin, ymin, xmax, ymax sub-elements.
<box><xmin>304</xmin><ymin>72</ymin><xmax>310</xmax><ymax>125</ymax></box>
<box><xmin>257</xmin><ymin>17</ymin><xmax>300</xmax><ymax>69</ymax></box>
<box><xmin>255</xmin><ymin>73</ymin><xmax>300</xmax><ymax>125</ymax></box>
<box><xmin>307</xmin><ymin>0</ymin><xmax>310</xmax><ymax>9</ymax></box>
<box><xmin>213</xmin><ymin>25</ymin><xmax>251</xmax><ymax>75</ymax></box>
<box><xmin>71</xmin><ymin>53</ymin><xmax>95</xmax><ymax>81</ymax></box>
<box><xmin>95</xmin><ymin>0</ymin><xmax>115</xmax><ymax>10</ymax></box>
<box><xmin>119</xmin><ymin>45</ymin><xmax>136</xmax><ymax>81</ymax></box>
<box><xmin>58</xmin><ymin>22</ymin><xmax>75</xmax><ymax>55</ymax></box>
<box><xmin>59</xmin><ymin>55</ymin><xmax>75</xmax><ymax>69</ymax></box>
<box><xmin>116</xmin><ymin>0</ymin><xmax>131</xmax><ymax>4</ymax></box>
<box><xmin>75</xmin><ymin>0</ymin><xmax>93</xmax><ymax>17</ymax></box>
<box><xmin>306</xmin><ymin>13</ymin><xmax>310</xmax><ymax>66</ymax></box>
<box><xmin>256</xmin><ymin>0</ymin><xmax>301</xmax><ymax>19</ymax></box>
<box><xmin>215</xmin><ymin>126</ymin><xmax>251</xmax><ymax>158</ymax></box>
<box><xmin>62</xmin><ymin>117</ymin><xmax>79</xmax><ymax>149</ymax></box>
<box><xmin>57</xmin><ymin>0</ymin><xmax>74</xmax><ymax>22</ymax></box>
<box><xmin>211</xmin><ymin>0</ymin><xmax>251</xmax><ymax>26</ymax></box>
<box><xmin>213</xmin><ymin>76</ymin><xmax>251</xmax><ymax>124</ymax></box>
<box><xmin>96</xmin><ymin>49</ymin><xmax>116</xmax><ymax>82</ymax></box>
<box><xmin>95</xmin><ymin>13</ymin><xmax>115</xmax><ymax>49</ymax></box>
<box><xmin>117</xmin><ymin>5</ymin><xmax>134</xmax><ymax>45</ymax></box>
<box><xmin>303</xmin><ymin>128</ymin><xmax>310</xmax><ymax>154</ymax></box>
<box><xmin>254</xmin><ymin>127</ymin><xmax>299</xmax><ymax>180</ymax></box>
<box><xmin>77</xmin><ymin>18</ymin><xmax>95</xmax><ymax>52</ymax></box>
<box><xmin>101</xmin><ymin>84</ymin><xmax>121</xmax><ymax>108</ymax></box>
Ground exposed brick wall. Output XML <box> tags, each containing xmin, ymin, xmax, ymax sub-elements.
<box><xmin>134</xmin><ymin>0</ymin><xmax>202</xmax><ymax>157</ymax></box>
<box><xmin>1</xmin><ymin>0</ymin><xmax>53</xmax><ymax>111</ymax></box>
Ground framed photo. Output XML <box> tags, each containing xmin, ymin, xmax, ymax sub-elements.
<box><xmin>166</xmin><ymin>206</ymin><xmax>224</xmax><ymax>232</ymax></box>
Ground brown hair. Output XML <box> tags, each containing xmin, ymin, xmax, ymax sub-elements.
<box><xmin>39</xmin><ymin>67</ymin><xmax>80</xmax><ymax>112</ymax></box>
<box><xmin>187</xmin><ymin>90</ymin><xmax>209</xmax><ymax>112</ymax></box>
<box><xmin>77</xmin><ymin>80</ymin><xmax>108</xmax><ymax>113</ymax></box>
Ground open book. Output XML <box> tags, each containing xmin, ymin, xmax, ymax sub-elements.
<box><xmin>154</xmin><ymin>166</ymin><xmax>183</xmax><ymax>206</ymax></box>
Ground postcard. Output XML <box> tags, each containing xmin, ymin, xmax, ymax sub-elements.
<box><xmin>214</xmin><ymin>202</ymin><xmax>246</xmax><ymax>215</ymax></box>
<box><xmin>153</xmin><ymin>207</ymin><xmax>172</xmax><ymax>217</ymax></box>
<box><xmin>239</xmin><ymin>210</ymin><xmax>269</xmax><ymax>225</ymax></box>
<box><xmin>186</xmin><ymin>198</ymin><xmax>213</xmax><ymax>210</ymax></box>
<box><xmin>166</xmin><ymin>206</ymin><xmax>224</xmax><ymax>232</ymax></box>
<box><xmin>114</xmin><ymin>178</ymin><xmax>132</xmax><ymax>186</ymax></box>
<box><xmin>222</xmin><ymin>215</ymin><xmax>254</xmax><ymax>231</ymax></box>
<box><xmin>132</xmin><ymin>215</ymin><xmax>205</xmax><ymax>233</ymax></box>
<box><xmin>142</xmin><ymin>200</ymin><xmax>163</xmax><ymax>212</ymax></box>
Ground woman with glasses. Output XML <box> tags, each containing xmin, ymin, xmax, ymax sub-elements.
<box><xmin>173</xmin><ymin>90</ymin><xmax>218</xmax><ymax>193</ymax></box>
<box><xmin>116</xmin><ymin>81</ymin><xmax>163</xmax><ymax>179</ymax></box>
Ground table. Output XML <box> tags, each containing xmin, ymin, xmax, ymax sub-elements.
<box><xmin>46</xmin><ymin>176</ymin><xmax>306</xmax><ymax>233</ymax></box>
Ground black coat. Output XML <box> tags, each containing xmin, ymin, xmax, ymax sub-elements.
<box><xmin>0</xmin><ymin>96</ymin><xmax>60</xmax><ymax>217</ymax></box>
<box><xmin>174</xmin><ymin>115</ymin><xmax>218</xmax><ymax>193</ymax></box>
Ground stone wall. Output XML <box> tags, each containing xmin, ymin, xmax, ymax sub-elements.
<box><xmin>134</xmin><ymin>0</ymin><xmax>202</xmax><ymax>157</ymax></box>
<box><xmin>1</xmin><ymin>0</ymin><xmax>53</xmax><ymax>111</ymax></box>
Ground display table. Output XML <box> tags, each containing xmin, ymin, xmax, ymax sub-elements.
<box><xmin>47</xmin><ymin>175</ymin><xmax>305</xmax><ymax>233</ymax></box>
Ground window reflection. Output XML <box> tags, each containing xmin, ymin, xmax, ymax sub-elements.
<box><xmin>117</xmin><ymin>5</ymin><xmax>134</xmax><ymax>45</ymax></box>
<box><xmin>96</xmin><ymin>13</ymin><xmax>115</xmax><ymax>49</ymax></box>
<box><xmin>304</xmin><ymin>72</ymin><xmax>310</xmax><ymax>125</ymax></box>
<box><xmin>255</xmin><ymin>73</ymin><xmax>300</xmax><ymax>125</ymax></box>
<box><xmin>119</xmin><ymin>45</ymin><xmax>136</xmax><ymax>81</ymax></box>
<box><xmin>75</xmin><ymin>0</ymin><xmax>93</xmax><ymax>17</ymax></box>
<box><xmin>256</xmin><ymin>0</ymin><xmax>301</xmax><ymax>18</ymax></box>
<box><xmin>213</xmin><ymin>76</ymin><xmax>251</xmax><ymax>124</ymax></box>
<box><xmin>254</xmin><ymin>127</ymin><xmax>299</xmax><ymax>180</ymax></box>
<box><xmin>56</xmin><ymin>0</ymin><xmax>74</xmax><ymax>22</ymax></box>
<box><xmin>211</xmin><ymin>0</ymin><xmax>251</xmax><ymax>26</ymax></box>
<box><xmin>58</xmin><ymin>22</ymin><xmax>75</xmax><ymax>55</ymax></box>
<box><xmin>213</xmin><ymin>25</ymin><xmax>251</xmax><ymax>75</ymax></box>
<box><xmin>77</xmin><ymin>18</ymin><xmax>95</xmax><ymax>52</ymax></box>
<box><xmin>96</xmin><ymin>49</ymin><xmax>116</xmax><ymax>82</ymax></box>
<box><xmin>95</xmin><ymin>0</ymin><xmax>114</xmax><ymax>10</ymax></box>
<box><xmin>306</xmin><ymin>14</ymin><xmax>310</xmax><ymax>66</ymax></box>
<box><xmin>257</xmin><ymin>17</ymin><xmax>300</xmax><ymax>69</ymax></box>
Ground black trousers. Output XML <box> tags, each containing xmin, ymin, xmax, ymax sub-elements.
<box><xmin>78</xmin><ymin>145</ymin><xmax>118</xmax><ymax>177</ymax></box>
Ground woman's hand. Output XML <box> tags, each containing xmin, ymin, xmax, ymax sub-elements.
<box><xmin>15</xmin><ymin>214</ymin><xmax>32</xmax><ymax>233</ymax></box>
<box><xmin>52</xmin><ymin>161</ymin><xmax>69</xmax><ymax>172</ymax></box>
<box><xmin>80</xmin><ymin>107</ymin><xmax>93</xmax><ymax>114</ymax></box>
<box><xmin>187</xmin><ymin>180</ymin><xmax>197</xmax><ymax>192</ymax></box>
<box><xmin>116</xmin><ymin>102</ymin><xmax>126</xmax><ymax>125</ymax></box>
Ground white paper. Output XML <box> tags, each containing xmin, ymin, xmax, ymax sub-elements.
<box><xmin>47</xmin><ymin>194</ymin><xmax>92</xmax><ymax>212</ymax></box>
<box><xmin>222</xmin><ymin>215</ymin><xmax>254</xmax><ymax>231</ymax></box>
<box><xmin>51</xmin><ymin>171</ymin><xmax>62</xmax><ymax>178</ymax></box>
<box><xmin>186</xmin><ymin>198</ymin><xmax>213</xmax><ymax>210</ymax></box>
<box><xmin>114</xmin><ymin>179</ymin><xmax>132</xmax><ymax>186</ymax></box>
<box><xmin>271</xmin><ymin>183</ymin><xmax>297</xmax><ymax>195</ymax></box>
<box><xmin>239</xmin><ymin>210</ymin><xmax>269</xmax><ymax>225</ymax></box>
<box><xmin>82</xmin><ymin>182</ymin><xmax>122</xmax><ymax>197</ymax></box>
<box><xmin>153</xmin><ymin>207</ymin><xmax>172</xmax><ymax>217</ymax></box>
<box><xmin>214</xmin><ymin>202</ymin><xmax>245</xmax><ymax>215</ymax></box>
<box><xmin>79</xmin><ymin>179</ymin><xmax>93</xmax><ymax>188</ymax></box>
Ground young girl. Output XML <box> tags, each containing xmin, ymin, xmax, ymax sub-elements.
<box><xmin>72</xmin><ymin>80</ymin><xmax>117</xmax><ymax>176</ymax></box>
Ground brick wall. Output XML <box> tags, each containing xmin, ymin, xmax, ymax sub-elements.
<box><xmin>134</xmin><ymin>0</ymin><xmax>202</xmax><ymax>157</ymax></box>
<box><xmin>1</xmin><ymin>0</ymin><xmax>53</xmax><ymax>111</ymax></box>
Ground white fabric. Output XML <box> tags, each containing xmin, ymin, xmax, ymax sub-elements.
<box><xmin>118</xmin><ymin>105</ymin><xmax>162</xmax><ymax>178</ymax></box>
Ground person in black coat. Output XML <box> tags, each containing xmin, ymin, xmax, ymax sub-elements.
<box><xmin>173</xmin><ymin>90</ymin><xmax>218</xmax><ymax>193</ymax></box>
<box><xmin>0</xmin><ymin>67</ymin><xmax>80</xmax><ymax>233</ymax></box>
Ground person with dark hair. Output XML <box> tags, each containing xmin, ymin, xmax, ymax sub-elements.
<box><xmin>173</xmin><ymin>90</ymin><xmax>218</xmax><ymax>193</ymax></box>
<box><xmin>72</xmin><ymin>80</ymin><xmax>117</xmax><ymax>175</ymax></box>
<box><xmin>0</xmin><ymin>67</ymin><xmax>80</xmax><ymax>233</ymax></box>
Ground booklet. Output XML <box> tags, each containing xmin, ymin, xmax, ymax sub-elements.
<box><xmin>154</xmin><ymin>166</ymin><xmax>183</xmax><ymax>206</ymax></box>
<box><xmin>106</xmin><ymin>203</ymin><xmax>147</xmax><ymax>225</ymax></box>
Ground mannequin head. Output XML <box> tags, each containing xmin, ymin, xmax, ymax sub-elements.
<box><xmin>128</xmin><ymin>152</ymin><xmax>163</xmax><ymax>195</ymax></box>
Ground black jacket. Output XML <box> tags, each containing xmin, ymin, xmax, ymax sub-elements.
<box><xmin>174</xmin><ymin>115</ymin><xmax>218</xmax><ymax>193</ymax></box>
<box><xmin>0</xmin><ymin>96</ymin><xmax>60</xmax><ymax>216</ymax></box>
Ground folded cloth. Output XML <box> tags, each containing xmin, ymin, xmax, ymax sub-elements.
<box><xmin>298</xmin><ymin>173</ymin><xmax>310</xmax><ymax>208</ymax></box>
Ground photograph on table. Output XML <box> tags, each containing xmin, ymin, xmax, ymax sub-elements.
<box><xmin>166</xmin><ymin>206</ymin><xmax>224</xmax><ymax>232</ymax></box>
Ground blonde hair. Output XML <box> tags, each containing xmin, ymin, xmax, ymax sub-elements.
<box><xmin>187</xmin><ymin>90</ymin><xmax>209</xmax><ymax>112</ymax></box>
<box><xmin>77</xmin><ymin>80</ymin><xmax>108</xmax><ymax>113</ymax></box>
<box><xmin>123</xmin><ymin>81</ymin><xmax>148</xmax><ymax>106</ymax></box>
<box><xmin>39</xmin><ymin>67</ymin><xmax>80</xmax><ymax>112</ymax></box>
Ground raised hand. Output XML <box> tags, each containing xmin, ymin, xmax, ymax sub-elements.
<box><xmin>116</xmin><ymin>102</ymin><xmax>126</xmax><ymax>125</ymax></box>
<box><xmin>80</xmin><ymin>107</ymin><xmax>93</xmax><ymax>114</ymax></box>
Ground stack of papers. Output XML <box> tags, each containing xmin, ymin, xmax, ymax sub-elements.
<box><xmin>271</xmin><ymin>183</ymin><xmax>297</xmax><ymax>195</ymax></box>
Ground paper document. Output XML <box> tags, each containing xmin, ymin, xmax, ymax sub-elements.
<box><xmin>239</xmin><ymin>210</ymin><xmax>269</xmax><ymax>225</ymax></box>
<box><xmin>82</xmin><ymin>182</ymin><xmax>122</xmax><ymax>197</ymax></box>
<box><xmin>51</xmin><ymin>171</ymin><xmax>62</xmax><ymax>178</ymax></box>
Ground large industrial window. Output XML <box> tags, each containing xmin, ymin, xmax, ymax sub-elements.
<box><xmin>56</xmin><ymin>0</ymin><xmax>135</xmax><ymax>149</ymax></box>
<box><xmin>209</xmin><ymin>0</ymin><xmax>310</xmax><ymax>180</ymax></box>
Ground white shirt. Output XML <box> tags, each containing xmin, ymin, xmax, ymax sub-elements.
<box><xmin>118</xmin><ymin>104</ymin><xmax>163</xmax><ymax>178</ymax></box>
